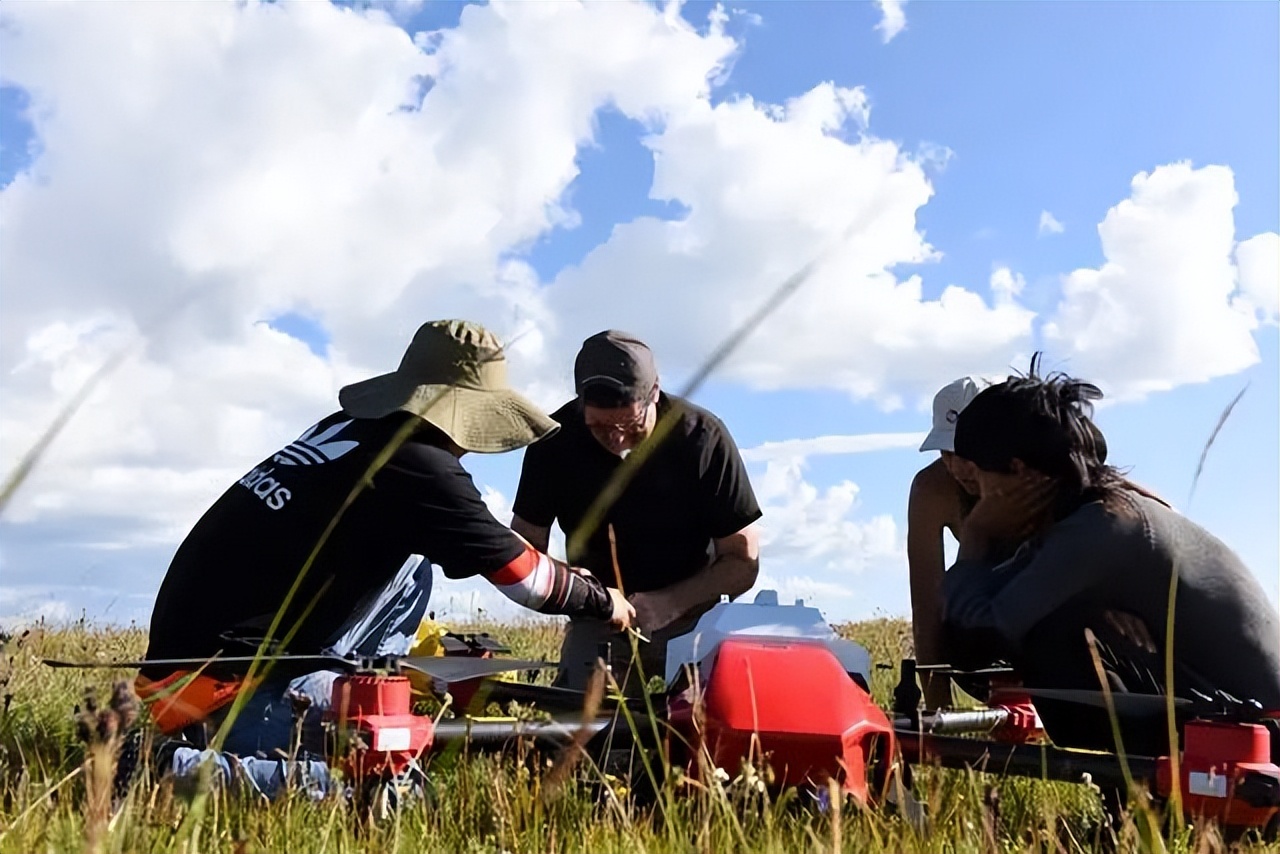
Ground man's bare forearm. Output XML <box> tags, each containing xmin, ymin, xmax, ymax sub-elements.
<box><xmin>652</xmin><ymin>552</ymin><xmax>759</xmax><ymax>619</ymax></box>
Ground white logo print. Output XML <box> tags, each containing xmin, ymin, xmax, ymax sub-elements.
<box><xmin>238</xmin><ymin>420</ymin><xmax>361</xmax><ymax>511</ymax></box>
<box><xmin>274</xmin><ymin>419</ymin><xmax>359</xmax><ymax>466</ymax></box>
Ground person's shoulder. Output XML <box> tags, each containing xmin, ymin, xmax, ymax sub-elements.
<box><xmin>909</xmin><ymin>459</ymin><xmax>967</xmax><ymax>523</ymax></box>
<box><xmin>390</xmin><ymin>431</ymin><xmax>466</xmax><ymax>475</ymax></box>
<box><xmin>911</xmin><ymin>458</ymin><xmax>951</xmax><ymax>492</ymax></box>
<box><xmin>910</xmin><ymin>458</ymin><xmax>960</xmax><ymax>504</ymax></box>
<box><xmin>1057</xmin><ymin>494</ymin><xmax>1141</xmax><ymax>537</ymax></box>
<box><xmin>665</xmin><ymin>394</ymin><xmax>732</xmax><ymax>442</ymax></box>
<box><xmin>524</xmin><ymin>399</ymin><xmax>581</xmax><ymax>457</ymax></box>
<box><xmin>547</xmin><ymin>399</ymin><xmax>579</xmax><ymax>426</ymax></box>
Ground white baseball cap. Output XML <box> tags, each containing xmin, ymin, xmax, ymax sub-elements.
<box><xmin>919</xmin><ymin>376</ymin><xmax>982</xmax><ymax>453</ymax></box>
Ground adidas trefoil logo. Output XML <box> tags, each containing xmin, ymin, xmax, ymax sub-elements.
<box><xmin>274</xmin><ymin>419</ymin><xmax>360</xmax><ymax>466</ymax></box>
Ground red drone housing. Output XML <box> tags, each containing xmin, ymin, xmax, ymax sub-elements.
<box><xmin>1155</xmin><ymin>719</ymin><xmax>1280</xmax><ymax>830</ymax></box>
<box><xmin>328</xmin><ymin>674</ymin><xmax>434</xmax><ymax>778</ymax></box>
<box><xmin>668</xmin><ymin>637</ymin><xmax>895</xmax><ymax>802</ymax></box>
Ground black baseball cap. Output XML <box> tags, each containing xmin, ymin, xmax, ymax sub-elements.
<box><xmin>574</xmin><ymin>330</ymin><xmax>657</xmax><ymax>406</ymax></box>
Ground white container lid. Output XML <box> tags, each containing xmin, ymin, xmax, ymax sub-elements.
<box><xmin>664</xmin><ymin>589</ymin><xmax>872</xmax><ymax>685</ymax></box>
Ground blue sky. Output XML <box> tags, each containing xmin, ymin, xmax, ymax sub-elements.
<box><xmin>0</xmin><ymin>0</ymin><xmax>1276</xmax><ymax>627</ymax></box>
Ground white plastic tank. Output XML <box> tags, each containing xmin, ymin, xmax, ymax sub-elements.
<box><xmin>664</xmin><ymin>589</ymin><xmax>872</xmax><ymax>685</ymax></box>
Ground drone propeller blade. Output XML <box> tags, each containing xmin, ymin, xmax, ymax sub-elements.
<box><xmin>915</xmin><ymin>663</ymin><xmax>1016</xmax><ymax>676</ymax></box>
<box><xmin>1023</xmin><ymin>688</ymin><xmax>1190</xmax><ymax>714</ymax></box>
<box><xmin>43</xmin><ymin>654</ymin><xmax>352</xmax><ymax>671</ymax></box>
<box><xmin>396</xmin><ymin>656</ymin><xmax>557</xmax><ymax>683</ymax></box>
<box><xmin>475</xmin><ymin>679</ymin><xmax>649</xmax><ymax>713</ymax></box>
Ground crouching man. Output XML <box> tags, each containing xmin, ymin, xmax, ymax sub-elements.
<box><xmin>512</xmin><ymin>331</ymin><xmax>762</xmax><ymax>693</ymax></box>
<box><xmin>138</xmin><ymin>320</ymin><xmax>634</xmax><ymax>789</ymax></box>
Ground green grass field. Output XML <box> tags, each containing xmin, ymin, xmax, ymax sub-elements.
<box><xmin>0</xmin><ymin>618</ymin><xmax>1274</xmax><ymax>854</ymax></box>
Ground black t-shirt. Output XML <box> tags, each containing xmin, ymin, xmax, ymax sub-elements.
<box><xmin>512</xmin><ymin>394</ymin><xmax>762</xmax><ymax>594</ymax></box>
<box><xmin>145</xmin><ymin>412</ymin><xmax>524</xmax><ymax>662</ymax></box>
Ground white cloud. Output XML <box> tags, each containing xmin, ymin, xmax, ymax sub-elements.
<box><xmin>742</xmin><ymin>432</ymin><xmax>924</xmax><ymax>463</ymax></box>
<box><xmin>1043</xmin><ymin>163</ymin><xmax>1265</xmax><ymax>399</ymax></box>
<box><xmin>0</xmin><ymin>0</ymin><xmax>736</xmax><ymax>536</ymax></box>
<box><xmin>989</xmin><ymin>266</ymin><xmax>1026</xmax><ymax>302</ymax></box>
<box><xmin>1038</xmin><ymin>210</ymin><xmax>1065</xmax><ymax>236</ymax></box>
<box><xmin>0</xmin><ymin>586</ymin><xmax>74</xmax><ymax>629</ymax></box>
<box><xmin>873</xmin><ymin>0</ymin><xmax>908</xmax><ymax>43</ymax></box>
<box><xmin>752</xmin><ymin>457</ymin><xmax>904</xmax><ymax>579</ymax></box>
<box><xmin>0</xmin><ymin>3</ymin><xmax>1274</xmax><ymax>627</ymax></box>
<box><xmin>1235</xmin><ymin>232</ymin><xmax>1279</xmax><ymax>323</ymax></box>
<box><xmin>544</xmin><ymin>80</ymin><xmax>1036</xmax><ymax>408</ymax></box>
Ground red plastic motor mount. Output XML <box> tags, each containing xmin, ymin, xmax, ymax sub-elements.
<box><xmin>668</xmin><ymin>638</ymin><xmax>895</xmax><ymax>803</ymax></box>
<box><xmin>1155</xmin><ymin>719</ymin><xmax>1280</xmax><ymax>832</ymax></box>
<box><xmin>328</xmin><ymin>674</ymin><xmax>434</xmax><ymax>778</ymax></box>
<box><xmin>986</xmin><ymin>689</ymin><xmax>1045</xmax><ymax>744</ymax></box>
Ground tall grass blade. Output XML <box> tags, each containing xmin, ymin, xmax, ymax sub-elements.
<box><xmin>1187</xmin><ymin>383</ymin><xmax>1247</xmax><ymax>505</ymax></box>
<box><xmin>1163</xmin><ymin>560</ymin><xmax>1182</xmax><ymax>831</ymax></box>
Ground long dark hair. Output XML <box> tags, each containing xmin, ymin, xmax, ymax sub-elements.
<box><xmin>953</xmin><ymin>355</ymin><xmax>1132</xmax><ymax>518</ymax></box>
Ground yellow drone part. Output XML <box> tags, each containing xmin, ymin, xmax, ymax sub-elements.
<box><xmin>410</xmin><ymin>618</ymin><xmax>450</xmax><ymax>658</ymax></box>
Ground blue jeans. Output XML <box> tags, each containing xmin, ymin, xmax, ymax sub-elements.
<box><xmin>170</xmin><ymin>556</ymin><xmax>432</xmax><ymax>796</ymax></box>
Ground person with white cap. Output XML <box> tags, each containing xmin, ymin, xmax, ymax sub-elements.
<box><xmin>140</xmin><ymin>320</ymin><xmax>634</xmax><ymax>756</ymax></box>
<box><xmin>908</xmin><ymin>376</ymin><xmax>983</xmax><ymax>708</ymax></box>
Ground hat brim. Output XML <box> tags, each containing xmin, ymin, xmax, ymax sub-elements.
<box><xmin>919</xmin><ymin>427</ymin><xmax>956</xmax><ymax>453</ymax></box>
<box><xmin>339</xmin><ymin>374</ymin><xmax>558</xmax><ymax>454</ymax></box>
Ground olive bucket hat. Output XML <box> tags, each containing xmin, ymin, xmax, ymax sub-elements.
<box><xmin>338</xmin><ymin>319</ymin><xmax>558</xmax><ymax>453</ymax></box>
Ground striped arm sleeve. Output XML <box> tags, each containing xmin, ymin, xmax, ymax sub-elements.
<box><xmin>483</xmin><ymin>542</ymin><xmax>613</xmax><ymax>621</ymax></box>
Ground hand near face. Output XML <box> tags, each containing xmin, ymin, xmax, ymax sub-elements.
<box><xmin>965</xmin><ymin>474</ymin><xmax>1057</xmax><ymax>543</ymax></box>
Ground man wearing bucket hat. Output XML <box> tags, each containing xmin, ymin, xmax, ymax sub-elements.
<box><xmin>908</xmin><ymin>376</ymin><xmax>984</xmax><ymax>708</ymax></box>
<box><xmin>511</xmin><ymin>330</ymin><xmax>762</xmax><ymax>692</ymax></box>
<box><xmin>141</xmin><ymin>320</ymin><xmax>633</xmax><ymax>756</ymax></box>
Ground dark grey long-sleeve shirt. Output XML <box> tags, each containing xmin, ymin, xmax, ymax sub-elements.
<box><xmin>943</xmin><ymin>492</ymin><xmax>1280</xmax><ymax>709</ymax></box>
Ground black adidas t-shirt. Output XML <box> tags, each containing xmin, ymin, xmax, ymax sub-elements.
<box><xmin>512</xmin><ymin>394</ymin><xmax>762</xmax><ymax>594</ymax></box>
<box><xmin>145</xmin><ymin>412</ymin><xmax>525</xmax><ymax>662</ymax></box>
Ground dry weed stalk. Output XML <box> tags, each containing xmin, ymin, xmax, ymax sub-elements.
<box><xmin>73</xmin><ymin>681</ymin><xmax>138</xmax><ymax>854</ymax></box>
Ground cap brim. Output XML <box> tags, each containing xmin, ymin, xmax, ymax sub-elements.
<box><xmin>919</xmin><ymin>427</ymin><xmax>955</xmax><ymax>453</ymax></box>
<box><xmin>340</xmin><ymin>376</ymin><xmax>558</xmax><ymax>453</ymax></box>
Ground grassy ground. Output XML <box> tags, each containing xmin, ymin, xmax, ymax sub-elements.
<box><xmin>0</xmin><ymin>618</ymin><xmax>1274</xmax><ymax>853</ymax></box>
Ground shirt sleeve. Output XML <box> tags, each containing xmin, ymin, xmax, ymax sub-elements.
<box><xmin>511</xmin><ymin>437</ymin><xmax>559</xmax><ymax>528</ymax></box>
<box><xmin>374</xmin><ymin>443</ymin><xmax>525</xmax><ymax>579</ymax></box>
<box><xmin>943</xmin><ymin>501</ymin><xmax>1145</xmax><ymax>645</ymax></box>
<box><xmin>694</xmin><ymin>418</ymin><xmax>764</xmax><ymax>539</ymax></box>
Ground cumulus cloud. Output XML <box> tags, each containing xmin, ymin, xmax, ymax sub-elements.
<box><xmin>874</xmin><ymin>0</ymin><xmax>908</xmax><ymax>43</ymax></box>
<box><xmin>0</xmin><ymin>3</ymin><xmax>1273</xmax><ymax>625</ymax></box>
<box><xmin>741</xmin><ymin>432</ymin><xmax>924</xmax><ymax>462</ymax></box>
<box><xmin>1235</xmin><ymin>232</ymin><xmax>1279</xmax><ymax>323</ymax></box>
<box><xmin>0</xmin><ymin>0</ymin><xmax>736</xmax><ymax>532</ymax></box>
<box><xmin>544</xmin><ymin>80</ymin><xmax>1036</xmax><ymax>409</ymax></box>
<box><xmin>1038</xmin><ymin>210</ymin><xmax>1065</xmax><ymax>236</ymax></box>
<box><xmin>1</xmin><ymin>0</ymin><xmax>1041</xmax><ymax>547</ymax></box>
<box><xmin>752</xmin><ymin>457</ymin><xmax>904</xmax><ymax>578</ymax></box>
<box><xmin>1043</xmin><ymin>162</ymin><xmax>1269</xmax><ymax>399</ymax></box>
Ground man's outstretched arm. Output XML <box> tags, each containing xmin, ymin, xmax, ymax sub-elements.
<box><xmin>483</xmin><ymin>540</ymin><xmax>633</xmax><ymax>629</ymax></box>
